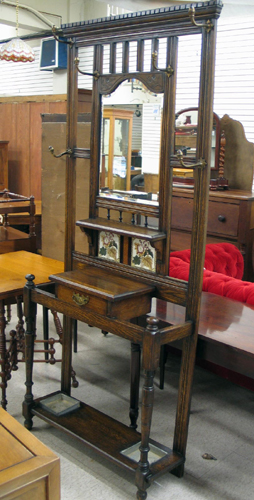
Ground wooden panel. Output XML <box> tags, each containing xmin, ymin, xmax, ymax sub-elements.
<box><xmin>0</xmin><ymin>98</ymin><xmax>68</xmax><ymax>200</ymax></box>
<box><xmin>171</xmin><ymin>197</ymin><xmax>193</xmax><ymax>231</ymax></box>
<box><xmin>42</xmin><ymin>120</ymin><xmax>90</xmax><ymax>261</ymax></box>
<box><xmin>16</xmin><ymin>103</ymin><xmax>30</xmax><ymax>196</ymax></box>
<box><xmin>0</xmin><ymin>104</ymin><xmax>16</xmax><ymax>193</ymax></box>
<box><xmin>78</xmin><ymin>89</ymin><xmax>92</xmax><ymax>113</ymax></box>
<box><xmin>30</xmin><ymin>103</ymin><xmax>48</xmax><ymax>201</ymax></box>
<box><xmin>49</xmin><ymin>101</ymin><xmax>67</xmax><ymax>114</ymax></box>
<box><xmin>0</xmin><ymin>141</ymin><xmax>8</xmax><ymax>190</ymax></box>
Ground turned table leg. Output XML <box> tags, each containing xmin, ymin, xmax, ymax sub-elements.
<box><xmin>135</xmin><ymin>317</ymin><xmax>160</xmax><ymax>500</ymax></box>
<box><xmin>129</xmin><ymin>342</ymin><xmax>141</xmax><ymax>429</ymax></box>
<box><xmin>16</xmin><ymin>295</ymin><xmax>25</xmax><ymax>358</ymax></box>
<box><xmin>22</xmin><ymin>275</ymin><xmax>37</xmax><ymax>430</ymax></box>
<box><xmin>0</xmin><ymin>299</ymin><xmax>7</xmax><ymax>409</ymax></box>
<box><xmin>136</xmin><ymin>369</ymin><xmax>155</xmax><ymax>500</ymax></box>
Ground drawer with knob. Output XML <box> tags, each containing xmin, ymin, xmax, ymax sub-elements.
<box><xmin>49</xmin><ymin>267</ymin><xmax>154</xmax><ymax>321</ymax></box>
<box><xmin>172</xmin><ymin>189</ymin><xmax>254</xmax><ymax>282</ymax></box>
<box><xmin>172</xmin><ymin>196</ymin><xmax>239</xmax><ymax>237</ymax></box>
<box><xmin>207</xmin><ymin>201</ymin><xmax>239</xmax><ymax>236</ymax></box>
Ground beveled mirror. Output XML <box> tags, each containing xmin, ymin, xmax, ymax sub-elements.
<box><xmin>99</xmin><ymin>79</ymin><xmax>163</xmax><ymax>202</ymax></box>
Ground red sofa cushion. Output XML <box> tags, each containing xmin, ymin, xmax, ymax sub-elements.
<box><xmin>169</xmin><ymin>243</ymin><xmax>254</xmax><ymax>306</ymax></box>
<box><xmin>171</xmin><ymin>243</ymin><xmax>244</xmax><ymax>279</ymax></box>
<box><xmin>169</xmin><ymin>257</ymin><xmax>254</xmax><ymax>305</ymax></box>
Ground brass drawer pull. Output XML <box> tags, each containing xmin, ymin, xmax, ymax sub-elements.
<box><xmin>72</xmin><ymin>292</ymin><xmax>89</xmax><ymax>306</ymax></box>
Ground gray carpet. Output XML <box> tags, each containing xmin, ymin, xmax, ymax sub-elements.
<box><xmin>5</xmin><ymin>306</ymin><xmax>254</xmax><ymax>500</ymax></box>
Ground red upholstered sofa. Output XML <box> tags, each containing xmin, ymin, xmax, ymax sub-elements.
<box><xmin>169</xmin><ymin>243</ymin><xmax>254</xmax><ymax>306</ymax></box>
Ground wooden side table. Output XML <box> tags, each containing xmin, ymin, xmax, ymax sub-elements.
<box><xmin>0</xmin><ymin>251</ymin><xmax>64</xmax><ymax>410</ymax></box>
<box><xmin>0</xmin><ymin>408</ymin><xmax>60</xmax><ymax>500</ymax></box>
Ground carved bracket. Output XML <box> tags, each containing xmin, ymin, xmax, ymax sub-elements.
<box><xmin>99</xmin><ymin>71</ymin><xmax>165</xmax><ymax>95</ymax></box>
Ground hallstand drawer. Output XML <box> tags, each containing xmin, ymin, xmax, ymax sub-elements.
<box><xmin>50</xmin><ymin>267</ymin><xmax>154</xmax><ymax>321</ymax></box>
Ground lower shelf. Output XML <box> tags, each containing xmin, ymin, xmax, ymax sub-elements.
<box><xmin>32</xmin><ymin>391</ymin><xmax>184</xmax><ymax>479</ymax></box>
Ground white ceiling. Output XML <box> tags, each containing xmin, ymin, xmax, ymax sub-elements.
<box><xmin>102</xmin><ymin>0</ymin><xmax>254</xmax><ymax>8</ymax></box>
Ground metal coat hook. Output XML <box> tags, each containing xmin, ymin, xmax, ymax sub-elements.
<box><xmin>74</xmin><ymin>57</ymin><xmax>100</xmax><ymax>80</ymax></box>
<box><xmin>49</xmin><ymin>146</ymin><xmax>73</xmax><ymax>158</ymax></box>
<box><xmin>152</xmin><ymin>52</ymin><xmax>174</xmax><ymax>77</ymax></box>
<box><xmin>52</xmin><ymin>25</ymin><xmax>73</xmax><ymax>45</ymax></box>
<box><xmin>189</xmin><ymin>7</ymin><xmax>213</xmax><ymax>33</ymax></box>
<box><xmin>176</xmin><ymin>150</ymin><xmax>206</xmax><ymax>169</ymax></box>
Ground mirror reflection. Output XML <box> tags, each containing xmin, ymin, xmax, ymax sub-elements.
<box><xmin>100</xmin><ymin>79</ymin><xmax>163</xmax><ymax>201</ymax></box>
<box><xmin>174</xmin><ymin>107</ymin><xmax>220</xmax><ymax>170</ymax></box>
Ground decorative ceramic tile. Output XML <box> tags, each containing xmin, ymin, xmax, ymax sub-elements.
<box><xmin>98</xmin><ymin>231</ymin><xmax>120</xmax><ymax>262</ymax></box>
<box><xmin>131</xmin><ymin>238</ymin><xmax>156</xmax><ymax>272</ymax></box>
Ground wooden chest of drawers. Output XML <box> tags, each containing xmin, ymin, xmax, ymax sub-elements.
<box><xmin>171</xmin><ymin>188</ymin><xmax>254</xmax><ymax>281</ymax></box>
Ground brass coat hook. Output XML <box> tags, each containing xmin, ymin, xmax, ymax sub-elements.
<box><xmin>189</xmin><ymin>7</ymin><xmax>213</xmax><ymax>33</ymax></box>
<box><xmin>152</xmin><ymin>52</ymin><xmax>174</xmax><ymax>77</ymax></box>
<box><xmin>52</xmin><ymin>26</ymin><xmax>73</xmax><ymax>45</ymax></box>
<box><xmin>49</xmin><ymin>146</ymin><xmax>73</xmax><ymax>158</ymax></box>
<box><xmin>74</xmin><ymin>57</ymin><xmax>100</xmax><ymax>80</ymax></box>
<box><xmin>176</xmin><ymin>150</ymin><xmax>206</xmax><ymax>169</ymax></box>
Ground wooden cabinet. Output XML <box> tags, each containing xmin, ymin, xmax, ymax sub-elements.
<box><xmin>0</xmin><ymin>408</ymin><xmax>60</xmax><ymax>500</ymax></box>
<box><xmin>0</xmin><ymin>141</ymin><xmax>8</xmax><ymax>190</ymax></box>
<box><xmin>102</xmin><ymin>108</ymin><xmax>133</xmax><ymax>191</ymax></box>
<box><xmin>171</xmin><ymin>188</ymin><xmax>254</xmax><ymax>281</ymax></box>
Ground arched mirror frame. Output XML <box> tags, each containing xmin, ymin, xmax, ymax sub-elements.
<box><xmin>96</xmin><ymin>72</ymin><xmax>167</xmax><ymax>218</ymax></box>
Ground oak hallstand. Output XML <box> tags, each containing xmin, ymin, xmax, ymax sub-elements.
<box><xmin>23</xmin><ymin>2</ymin><xmax>223</xmax><ymax>499</ymax></box>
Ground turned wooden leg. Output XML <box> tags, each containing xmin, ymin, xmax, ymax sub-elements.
<box><xmin>135</xmin><ymin>369</ymin><xmax>155</xmax><ymax>499</ymax></box>
<box><xmin>8</xmin><ymin>329</ymin><xmax>18</xmax><ymax>372</ymax></box>
<box><xmin>16</xmin><ymin>295</ymin><xmax>25</xmax><ymax>358</ymax></box>
<box><xmin>0</xmin><ymin>299</ymin><xmax>7</xmax><ymax>409</ymax></box>
<box><xmin>61</xmin><ymin>316</ymin><xmax>73</xmax><ymax>395</ymax></box>
<box><xmin>73</xmin><ymin>319</ymin><xmax>78</xmax><ymax>352</ymax></box>
<box><xmin>129</xmin><ymin>342</ymin><xmax>141</xmax><ymax>429</ymax></box>
<box><xmin>159</xmin><ymin>344</ymin><xmax>168</xmax><ymax>390</ymax></box>
<box><xmin>6</xmin><ymin>304</ymin><xmax>11</xmax><ymax>323</ymax></box>
<box><xmin>135</xmin><ymin>317</ymin><xmax>160</xmax><ymax>500</ymax></box>
<box><xmin>22</xmin><ymin>275</ymin><xmax>37</xmax><ymax>430</ymax></box>
<box><xmin>172</xmin><ymin>332</ymin><xmax>198</xmax><ymax>478</ymax></box>
<box><xmin>43</xmin><ymin>306</ymin><xmax>49</xmax><ymax>360</ymax></box>
<box><xmin>51</xmin><ymin>310</ymin><xmax>79</xmax><ymax>388</ymax></box>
